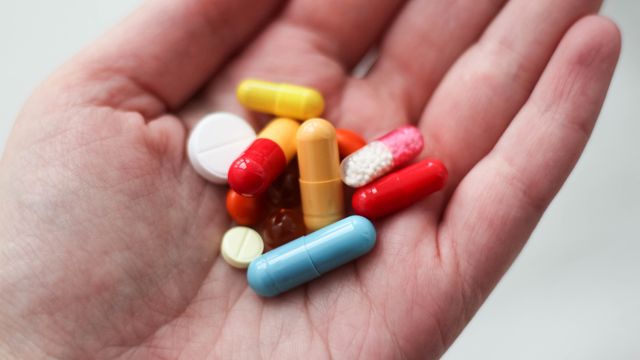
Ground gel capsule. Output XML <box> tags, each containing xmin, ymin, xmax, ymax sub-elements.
<box><xmin>261</xmin><ymin>208</ymin><xmax>306</xmax><ymax>249</ymax></box>
<box><xmin>237</xmin><ymin>79</ymin><xmax>325</xmax><ymax>120</ymax></box>
<box><xmin>352</xmin><ymin>159</ymin><xmax>448</xmax><ymax>219</ymax></box>
<box><xmin>341</xmin><ymin>126</ymin><xmax>424</xmax><ymax>187</ymax></box>
<box><xmin>226</xmin><ymin>189</ymin><xmax>266</xmax><ymax>226</ymax></box>
<box><xmin>248</xmin><ymin>215</ymin><xmax>376</xmax><ymax>297</ymax></box>
<box><xmin>297</xmin><ymin>118</ymin><xmax>344</xmax><ymax>231</ymax></box>
<box><xmin>228</xmin><ymin>118</ymin><xmax>299</xmax><ymax>196</ymax></box>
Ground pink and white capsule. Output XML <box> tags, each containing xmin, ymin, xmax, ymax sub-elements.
<box><xmin>340</xmin><ymin>126</ymin><xmax>424</xmax><ymax>187</ymax></box>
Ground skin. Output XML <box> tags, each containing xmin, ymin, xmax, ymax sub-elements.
<box><xmin>0</xmin><ymin>0</ymin><xmax>621</xmax><ymax>358</ymax></box>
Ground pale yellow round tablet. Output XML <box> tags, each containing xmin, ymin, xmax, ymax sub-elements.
<box><xmin>221</xmin><ymin>227</ymin><xmax>264</xmax><ymax>269</ymax></box>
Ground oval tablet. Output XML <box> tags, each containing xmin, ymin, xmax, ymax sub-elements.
<box><xmin>221</xmin><ymin>227</ymin><xmax>265</xmax><ymax>269</ymax></box>
<box><xmin>187</xmin><ymin>112</ymin><xmax>256</xmax><ymax>184</ymax></box>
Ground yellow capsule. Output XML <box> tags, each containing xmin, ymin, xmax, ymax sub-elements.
<box><xmin>297</xmin><ymin>118</ymin><xmax>344</xmax><ymax>231</ymax></box>
<box><xmin>237</xmin><ymin>79</ymin><xmax>325</xmax><ymax>120</ymax></box>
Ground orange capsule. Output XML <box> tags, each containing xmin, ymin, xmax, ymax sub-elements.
<box><xmin>226</xmin><ymin>189</ymin><xmax>266</xmax><ymax>226</ymax></box>
<box><xmin>336</xmin><ymin>128</ymin><xmax>367</xmax><ymax>159</ymax></box>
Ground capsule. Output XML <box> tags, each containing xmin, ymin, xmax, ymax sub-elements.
<box><xmin>297</xmin><ymin>118</ymin><xmax>344</xmax><ymax>231</ymax></box>
<box><xmin>336</xmin><ymin>128</ymin><xmax>367</xmax><ymax>159</ymax></box>
<box><xmin>341</xmin><ymin>125</ymin><xmax>424</xmax><ymax>187</ymax></box>
<box><xmin>228</xmin><ymin>118</ymin><xmax>299</xmax><ymax>196</ymax></box>
<box><xmin>226</xmin><ymin>189</ymin><xmax>266</xmax><ymax>226</ymax></box>
<box><xmin>247</xmin><ymin>215</ymin><xmax>376</xmax><ymax>297</ymax></box>
<box><xmin>237</xmin><ymin>79</ymin><xmax>325</xmax><ymax>119</ymax></box>
<box><xmin>352</xmin><ymin>159</ymin><xmax>448</xmax><ymax>219</ymax></box>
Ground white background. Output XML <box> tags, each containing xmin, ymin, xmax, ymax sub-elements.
<box><xmin>0</xmin><ymin>1</ymin><xmax>638</xmax><ymax>359</ymax></box>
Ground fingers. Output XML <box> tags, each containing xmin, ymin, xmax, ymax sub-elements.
<box><xmin>278</xmin><ymin>0</ymin><xmax>406</xmax><ymax>69</ymax></box>
<box><xmin>181</xmin><ymin>0</ymin><xmax>405</xmax><ymax>129</ymax></box>
<box><xmin>57</xmin><ymin>0</ymin><xmax>283</xmax><ymax>116</ymax></box>
<box><xmin>348</xmin><ymin>0</ymin><xmax>506</xmax><ymax>134</ymax></box>
<box><xmin>438</xmin><ymin>16</ymin><xmax>620</xmax><ymax>308</ymax></box>
<box><xmin>418</xmin><ymin>0</ymin><xmax>603</xmax><ymax>189</ymax></box>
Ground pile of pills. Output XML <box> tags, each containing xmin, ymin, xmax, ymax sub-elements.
<box><xmin>187</xmin><ymin>79</ymin><xmax>448</xmax><ymax>297</ymax></box>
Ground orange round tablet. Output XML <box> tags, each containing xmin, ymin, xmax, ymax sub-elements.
<box><xmin>226</xmin><ymin>189</ymin><xmax>266</xmax><ymax>226</ymax></box>
<box><xmin>336</xmin><ymin>128</ymin><xmax>367</xmax><ymax>159</ymax></box>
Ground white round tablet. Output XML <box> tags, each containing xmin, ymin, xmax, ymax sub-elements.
<box><xmin>187</xmin><ymin>112</ymin><xmax>256</xmax><ymax>184</ymax></box>
<box><xmin>221</xmin><ymin>227</ymin><xmax>264</xmax><ymax>269</ymax></box>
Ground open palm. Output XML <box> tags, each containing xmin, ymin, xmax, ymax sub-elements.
<box><xmin>0</xmin><ymin>0</ymin><xmax>620</xmax><ymax>358</ymax></box>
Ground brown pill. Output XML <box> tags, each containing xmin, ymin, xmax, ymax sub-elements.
<box><xmin>226</xmin><ymin>189</ymin><xmax>266</xmax><ymax>226</ymax></box>
<box><xmin>336</xmin><ymin>128</ymin><xmax>367</xmax><ymax>159</ymax></box>
<box><xmin>261</xmin><ymin>208</ymin><xmax>306</xmax><ymax>249</ymax></box>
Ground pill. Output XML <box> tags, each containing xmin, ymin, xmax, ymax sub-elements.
<box><xmin>221</xmin><ymin>226</ymin><xmax>264</xmax><ymax>269</ymax></box>
<box><xmin>267</xmin><ymin>161</ymin><xmax>301</xmax><ymax>208</ymax></box>
<box><xmin>261</xmin><ymin>208</ymin><xmax>306</xmax><ymax>249</ymax></box>
<box><xmin>336</xmin><ymin>128</ymin><xmax>367</xmax><ymax>159</ymax></box>
<box><xmin>352</xmin><ymin>159</ymin><xmax>448</xmax><ymax>219</ymax></box>
<box><xmin>297</xmin><ymin>118</ymin><xmax>344</xmax><ymax>231</ymax></box>
<box><xmin>226</xmin><ymin>189</ymin><xmax>267</xmax><ymax>226</ymax></box>
<box><xmin>247</xmin><ymin>215</ymin><xmax>376</xmax><ymax>297</ymax></box>
<box><xmin>187</xmin><ymin>112</ymin><xmax>256</xmax><ymax>184</ymax></box>
<box><xmin>237</xmin><ymin>79</ymin><xmax>325</xmax><ymax>120</ymax></box>
<box><xmin>228</xmin><ymin>118</ymin><xmax>299</xmax><ymax>196</ymax></box>
<box><xmin>341</xmin><ymin>125</ymin><xmax>424</xmax><ymax>187</ymax></box>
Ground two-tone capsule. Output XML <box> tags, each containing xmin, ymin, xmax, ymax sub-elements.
<box><xmin>352</xmin><ymin>158</ymin><xmax>448</xmax><ymax>219</ymax></box>
<box><xmin>237</xmin><ymin>79</ymin><xmax>325</xmax><ymax>120</ymax></box>
<box><xmin>297</xmin><ymin>118</ymin><xmax>344</xmax><ymax>231</ymax></box>
<box><xmin>247</xmin><ymin>215</ymin><xmax>376</xmax><ymax>297</ymax></box>
<box><xmin>341</xmin><ymin>125</ymin><xmax>424</xmax><ymax>187</ymax></box>
<box><xmin>228</xmin><ymin>118</ymin><xmax>299</xmax><ymax>196</ymax></box>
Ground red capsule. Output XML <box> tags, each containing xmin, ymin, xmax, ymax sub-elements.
<box><xmin>228</xmin><ymin>118</ymin><xmax>299</xmax><ymax>196</ymax></box>
<box><xmin>352</xmin><ymin>159</ymin><xmax>448</xmax><ymax>219</ymax></box>
<box><xmin>228</xmin><ymin>138</ymin><xmax>286</xmax><ymax>196</ymax></box>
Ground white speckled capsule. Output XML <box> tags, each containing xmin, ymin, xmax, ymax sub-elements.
<box><xmin>340</xmin><ymin>126</ymin><xmax>423</xmax><ymax>187</ymax></box>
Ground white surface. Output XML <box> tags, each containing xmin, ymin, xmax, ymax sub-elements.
<box><xmin>0</xmin><ymin>1</ymin><xmax>638</xmax><ymax>358</ymax></box>
<box><xmin>188</xmin><ymin>112</ymin><xmax>256</xmax><ymax>184</ymax></box>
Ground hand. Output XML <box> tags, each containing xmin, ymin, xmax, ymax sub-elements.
<box><xmin>0</xmin><ymin>0</ymin><xmax>619</xmax><ymax>358</ymax></box>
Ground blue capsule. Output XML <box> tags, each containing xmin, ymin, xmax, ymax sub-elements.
<box><xmin>247</xmin><ymin>215</ymin><xmax>376</xmax><ymax>297</ymax></box>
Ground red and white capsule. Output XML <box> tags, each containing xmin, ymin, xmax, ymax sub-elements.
<box><xmin>352</xmin><ymin>158</ymin><xmax>447</xmax><ymax>219</ymax></box>
<box><xmin>340</xmin><ymin>126</ymin><xmax>423</xmax><ymax>187</ymax></box>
